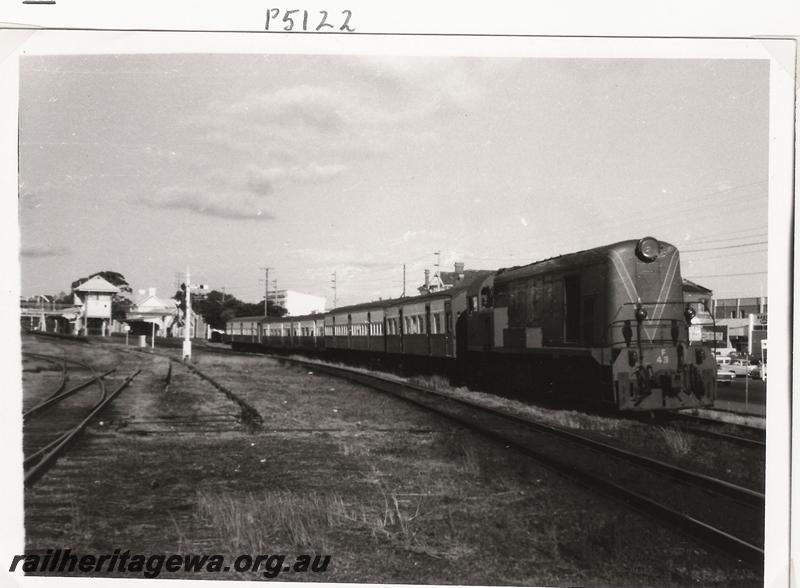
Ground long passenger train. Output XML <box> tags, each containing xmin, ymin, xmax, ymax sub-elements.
<box><xmin>227</xmin><ymin>237</ymin><xmax>716</xmax><ymax>411</ymax></box>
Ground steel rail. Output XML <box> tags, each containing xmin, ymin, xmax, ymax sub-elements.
<box><xmin>23</xmin><ymin>368</ymin><xmax>116</xmax><ymax>420</ymax></box>
<box><xmin>276</xmin><ymin>356</ymin><xmax>764</xmax><ymax>566</ymax></box>
<box><xmin>289</xmin><ymin>357</ymin><xmax>763</xmax><ymax>506</ymax></box>
<box><xmin>22</xmin><ymin>352</ymin><xmax>68</xmax><ymax>400</ymax></box>
<box><xmin>676</xmin><ymin>425</ymin><xmax>766</xmax><ymax>450</ymax></box>
<box><xmin>24</xmin><ymin>369</ymin><xmax>140</xmax><ymax>487</ymax></box>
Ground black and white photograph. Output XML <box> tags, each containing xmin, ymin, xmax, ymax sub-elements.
<box><xmin>0</xmin><ymin>11</ymin><xmax>795</xmax><ymax>588</ymax></box>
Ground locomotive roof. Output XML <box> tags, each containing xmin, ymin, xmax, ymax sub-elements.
<box><xmin>494</xmin><ymin>239</ymin><xmax>675</xmax><ymax>282</ymax></box>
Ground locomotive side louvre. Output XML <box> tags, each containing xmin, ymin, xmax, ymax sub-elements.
<box><xmin>492</xmin><ymin>257</ymin><xmax>608</xmax><ymax>352</ymax></box>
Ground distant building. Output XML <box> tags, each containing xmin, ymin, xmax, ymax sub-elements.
<box><xmin>72</xmin><ymin>275</ymin><xmax>120</xmax><ymax>335</ymax></box>
<box><xmin>273</xmin><ymin>289</ymin><xmax>327</xmax><ymax>316</ymax></box>
<box><xmin>682</xmin><ymin>279</ymin><xmax>723</xmax><ymax>346</ymax></box>
<box><xmin>124</xmin><ymin>288</ymin><xmax>180</xmax><ymax>337</ymax></box>
<box><xmin>712</xmin><ymin>296</ymin><xmax>767</xmax><ymax>320</ymax></box>
<box><xmin>19</xmin><ymin>296</ymin><xmax>81</xmax><ymax>333</ymax></box>
<box><xmin>712</xmin><ymin>296</ymin><xmax>768</xmax><ymax>355</ymax></box>
<box><xmin>418</xmin><ymin>262</ymin><xmax>488</xmax><ymax>295</ymax></box>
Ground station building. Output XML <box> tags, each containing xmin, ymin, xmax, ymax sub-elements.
<box><xmin>124</xmin><ymin>288</ymin><xmax>180</xmax><ymax>337</ymax></box>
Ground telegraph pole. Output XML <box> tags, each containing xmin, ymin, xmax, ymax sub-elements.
<box><xmin>183</xmin><ymin>266</ymin><xmax>192</xmax><ymax>360</ymax></box>
<box><xmin>330</xmin><ymin>271</ymin><xmax>337</xmax><ymax>309</ymax></box>
<box><xmin>261</xmin><ymin>266</ymin><xmax>271</xmax><ymax>316</ymax></box>
<box><xmin>402</xmin><ymin>264</ymin><xmax>406</xmax><ymax>297</ymax></box>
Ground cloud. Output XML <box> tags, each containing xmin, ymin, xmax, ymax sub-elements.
<box><xmin>225</xmin><ymin>84</ymin><xmax>346</xmax><ymax>133</ymax></box>
<box><xmin>21</xmin><ymin>244</ymin><xmax>71</xmax><ymax>258</ymax></box>
<box><xmin>144</xmin><ymin>186</ymin><xmax>275</xmax><ymax>220</ymax></box>
<box><xmin>193</xmin><ymin>68</ymin><xmax>484</xmax><ymax>161</ymax></box>
<box><xmin>245</xmin><ymin>162</ymin><xmax>346</xmax><ymax>195</ymax></box>
<box><xmin>245</xmin><ymin>168</ymin><xmax>278</xmax><ymax>196</ymax></box>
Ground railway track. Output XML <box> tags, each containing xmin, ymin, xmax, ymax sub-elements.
<box><xmin>37</xmin><ymin>337</ymin><xmax>765</xmax><ymax>564</ymax></box>
<box><xmin>119</xmin><ymin>345</ymin><xmax>263</xmax><ymax>431</ymax></box>
<box><xmin>268</xmin><ymin>355</ymin><xmax>764</xmax><ymax>566</ymax></box>
<box><xmin>22</xmin><ymin>352</ymin><xmax>68</xmax><ymax>401</ymax></box>
<box><xmin>631</xmin><ymin>411</ymin><xmax>767</xmax><ymax>451</ymax></box>
<box><xmin>22</xmin><ymin>351</ymin><xmax>141</xmax><ymax>487</ymax></box>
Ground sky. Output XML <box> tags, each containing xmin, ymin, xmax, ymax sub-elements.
<box><xmin>18</xmin><ymin>53</ymin><xmax>770</xmax><ymax>307</ymax></box>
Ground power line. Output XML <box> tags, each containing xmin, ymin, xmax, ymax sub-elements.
<box><xmin>685</xmin><ymin>271</ymin><xmax>768</xmax><ymax>278</ymax></box>
<box><xmin>682</xmin><ymin>232</ymin><xmax>768</xmax><ymax>248</ymax></box>
<box><xmin>682</xmin><ymin>241</ymin><xmax>768</xmax><ymax>253</ymax></box>
<box><xmin>682</xmin><ymin>248</ymin><xmax>767</xmax><ymax>263</ymax></box>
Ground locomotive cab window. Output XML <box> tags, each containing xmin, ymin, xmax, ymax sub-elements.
<box><xmin>480</xmin><ymin>286</ymin><xmax>493</xmax><ymax>309</ymax></box>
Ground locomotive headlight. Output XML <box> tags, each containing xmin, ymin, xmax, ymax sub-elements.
<box><xmin>684</xmin><ymin>305</ymin><xmax>696</xmax><ymax>324</ymax></box>
<box><xmin>635</xmin><ymin>306</ymin><xmax>648</xmax><ymax>322</ymax></box>
<box><xmin>636</xmin><ymin>237</ymin><xmax>660</xmax><ymax>262</ymax></box>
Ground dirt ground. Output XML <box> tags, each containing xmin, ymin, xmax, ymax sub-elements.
<box><xmin>22</xmin><ymin>338</ymin><xmax>763</xmax><ymax>586</ymax></box>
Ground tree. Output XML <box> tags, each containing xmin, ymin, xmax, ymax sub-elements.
<box><xmin>174</xmin><ymin>289</ymin><xmax>287</xmax><ymax>330</ymax></box>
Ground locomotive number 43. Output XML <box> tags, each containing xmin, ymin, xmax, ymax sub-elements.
<box><xmin>655</xmin><ymin>349</ymin><xmax>670</xmax><ymax>364</ymax></box>
<box><xmin>265</xmin><ymin>9</ymin><xmax>355</xmax><ymax>32</ymax></box>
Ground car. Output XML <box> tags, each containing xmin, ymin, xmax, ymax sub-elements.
<box><xmin>728</xmin><ymin>359</ymin><xmax>757</xmax><ymax>377</ymax></box>
<box><xmin>716</xmin><ymin>369</ymin><xmax>735</xmax><ymax>386</ymax></box>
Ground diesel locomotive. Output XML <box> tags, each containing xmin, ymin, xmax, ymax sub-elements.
<box><xmin>226</xmin><ymin>237</ymin><xmax>715</xmax><ymax>411</ymax></box>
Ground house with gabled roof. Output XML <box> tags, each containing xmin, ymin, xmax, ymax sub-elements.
<box><xmin>72</xmin><ymin>275</ymin><xmax>120</xmax><ymax>335</ymax></box>
<box><xmin>124</xmin><ymin>288</ymin><xmax>180</xmax><ymax>337</ymax></box>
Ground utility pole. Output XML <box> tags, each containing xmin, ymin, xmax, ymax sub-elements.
<box><xmin>261</xmin><ymin>266</ymin><xmax>271</xmax><ymax>316</ymax></box>
<box><xmin>330</xmin><ymin>271</ymin><xmax>337</xmax><ymax>309</ymax></box>
<box><xmin>183</xmin><ymin>266</ymin><xmax>192</xmax><ymax>360</ymax></box>
<box><xmin>181</xmin><ymin>271</ymin><xmax>208</xmax><ymax>360</ymax></box>
<box><xmin>221</xmin><ymin>286</ymin><xmax>226</xmax><ymax>303</ymax></box>
<box><xmin>402</xmin><ymin>264</ymin><xmax>406</xmax><ymax>297</ymax></box>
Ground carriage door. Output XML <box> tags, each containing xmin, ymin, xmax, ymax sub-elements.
<box><xmin>444</xmin><ymin>301</ymin><xmax>453</xmax><ymax>356</ymax></box>
<box><xmin>257</xmin><ymin>322</ymin><xmax>263</xmax><ymax>343</ymax></box>
<box><xmin>564</xmin><ymin>275</ymin><xmax>581</xmax><ymax>344</ymax></box>
<box><xmin>347</xmin><ymin>314</ymin><xmax>352</xmax><ymax>350</ymax></box>
<box><xmin>425</xmin><ymin>304</ymin><xmax>432</xmax><ymax>355</ymax></box>
<box><xmin>399</xmin><ymin>308</ymin><xmax>404</xmax><ymax>353</ymax></box>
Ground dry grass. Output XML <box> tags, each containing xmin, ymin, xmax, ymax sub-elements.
<box><xmin>657</xmin><ymin>427</ymin><xmax>693</xmax><ymax>458</ymax></box>
<box><xmin>196</xmin><ymin>490</ymin><xmax>349</xmax><ymax>552</ymax></box>
<box><xmin>195</xmin><ymin>484</ymin><xmax>443</xmax><ymax>558</ymax></box>
<box><xmin>459</xmin><ymin>444</ymin><xmax>481</xmax><ymax>477</ymax></box>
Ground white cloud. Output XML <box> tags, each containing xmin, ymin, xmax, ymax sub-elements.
<box><xmin>20</xmin><ymin>244</ymin><xmax>71</xmax><ymax>258</ymax></box>
<box><xmin>144</xmin><ymin>186</ymin><xmax>275</xmax><ymax>220</ymax></box>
